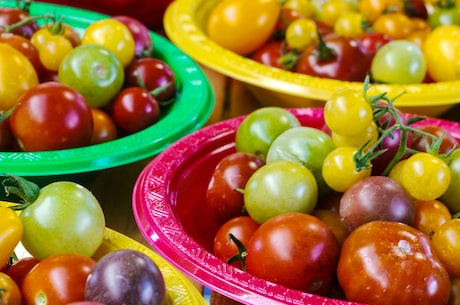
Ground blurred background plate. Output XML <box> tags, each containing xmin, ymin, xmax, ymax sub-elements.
<box><xmin>0</xmin><ymin>1</ymin><xmax>214</xmax><ymax>181</ymax></box>
<box><xmin>132</xmin><ymin>108</ymin><xmax>460</xmax><ymax>305</ymax></box>
<box><xmin>163</xmin><ymin>0</ymin><xmax>460</xmax><ymax>117</ymax></box>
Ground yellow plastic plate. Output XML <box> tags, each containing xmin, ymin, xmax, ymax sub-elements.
<box><xmin>164</xmin><ymin>0</ymin><xmax>460</xmax><ymax>116</ymax></box>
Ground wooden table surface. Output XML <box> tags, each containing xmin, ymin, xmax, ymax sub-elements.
<box><xmin>89</xmin><ymin>65</ymin><xmax>460</xmax><ymax>305</ymax></box>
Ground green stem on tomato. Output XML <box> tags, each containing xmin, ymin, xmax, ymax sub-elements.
<box><xmin>226</xmin><ymin>233</ymin><xmax>248</xmax><ymax>271</ymax></box>
<box><xmin>0</xmin><ymin>174</ymin><xmax>40</xmax><ymax>210</ymax></box>
<box><xmin>0</xmin><ymin>14</ymin><xmax>54</xmax><ymax>33</ymax></box>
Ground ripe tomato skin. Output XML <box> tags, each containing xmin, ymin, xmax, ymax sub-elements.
<box><xmin>213</xmin><ymin>216</ymin><xmax>260</xmax><ymax>269</ymax></box>
<box><xmin>9</xmin><ymin>82</ymin><xmax>93</xmax><ymax>152</ymax></box>
<box><xmin>22</xmin><ymin>253</ymin><xmax>96</xmax><ymax>305</ymax></box>
<box><xmin>338</xmin><ymin>220</ymin><xmax>451</xmax><ymax>305</ymax></box>
<box><xmin>0</xmin><ymin>7</ymin><xmax>39</xmax><ymax>38</ymax></box>
<box><xmin>206</xmin><ymin>0</ymin><xmax>281</xmax><ymax>55</ymax></box>
<box><xmin>431</xmin><ymin>218</ymin><xmax>460</xmax><ymax>277</ymax></box>
<box><xmin>413</xmin><ymin>199</ymin><xmax>452</xmax><ymax>236</ymax></box>
<box><xmin>90</xmin><ymin>108</ymin><xmax>118</xmax><ymax>145</ymax></box>
<box><xmin>245</xmin><ymin>212</ymin><xmax>340</xmax><ymax>295</ymax></box>
<box><xmin>252</xmin><ymin>40</ymin><xmax>293</xmax><ymax>70</ymax></box>
<box><xmin>6</xmin><ymin>257</ymin><xmax>39</xmax><ymax>288</ymax></box>
<box><xmin>0</xmin><ymin>272</ymin><xmax>21</xmax><ymax>305</ymax></box>
<box><xmin>410</xmin><ymin>125</ymin><xmax>457</xmax><ymax>154</ymax></box>
<box><xmin>112</xmin><ymin>15</ymin><xmax>153</xmax><ymax>58</ymax></box>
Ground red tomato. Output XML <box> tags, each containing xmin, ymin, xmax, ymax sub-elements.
<box><xmin>358</xmin><ymin>31</ymin><xmax>392</xmax><ymax>55</ymax></box>
<box><xmin>213</xmin><ymin>216</ymin><xmax>260</xmax><ymax>270</ymax></box>
<box><xmin>22</xmin><ymin>253</ymin><xmax>96</xmax><ymax>305</ymax></box>
<box><xmin>10</xmin><ymin>82</ymin><xmax>94</xmax><ymax>151</ymax></box>
<box><xmin>206</xmin><ymin>151</ymin><xmax>265</xmax><ymax>223</ymax></box>
<box><xmin>295</xmin><ymin>34</ymin><xmax>372</xmax><ymax>81</ymax></box>
<box><xmin>338</xmin><ymin>220</ymin><xmax>451</xmax><ymax>305</ymax></box>
<box><xmin>245</xmin><ymin>212</ymin><xmax>340</xmax><ymax>295</ymax></box>
<box><xmin>6</xmin><ymin>257</ymin><xmax>39</xmax><ymax>288</ymax></box>
<box><xmin>124</xmin><ymin>58</ymin><xmax>176</xmax><ymax>106</ymax></box>
<box><xmin>39</xmin><ymin>0</ymin><xmax>171</xmax><ymax>29</ymax></box>
<box><xmin>252</xmin><ymin>40</ymin><xmax>293</xmax><ymax>70</ymax></box>
<box><xmin>0</xmin><ymin>7</ymin><xmax>39</xmax><ymax>38</ymax></box>
<box><xmin>410</xmin><ymin>124</ymin><xmax>458</xmax><ymax>154</ymax></box>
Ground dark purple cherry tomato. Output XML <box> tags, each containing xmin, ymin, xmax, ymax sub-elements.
<box><xmin>0</xmin><ymin>7</ymin><xmax>39</xmax><ymax>38</ymax></box>
<box><xmin>295</xmin><ymin>34</ymin><xmax>372</xmax><ymax>81</ymax></box>
<box><xmin>339</xmin><ymin>176</ymin><xmax>415</xmax><ymax>232</ymax></box>
<box><xmin>405</xmin><ymin>0</ymin><xmax>428</xmax><ymax>19</ymax></box>
<box><xmin>207</xmin><ymin>151</ymin><xmax>265</xmax><ymax>223</ymax></box>
<box><xmin>124</xmin><ymin>57</ymin><xmax>176</xmax><ymax>106</ymax></box>
<box><xmin>10</xmin><ymin>82</ymin><xmax>93</xmax><ymax>151</ymax></box>
<box><xmin>112</xmin><ymin>15</ymin><xmax>153</xmax><ymax>58</ymax></box>
<box><xmin>111</xmin><ymin>87</ymin><xmax>160</xmax><ymax>133</ymax></box>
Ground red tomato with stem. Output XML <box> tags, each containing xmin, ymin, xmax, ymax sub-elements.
<box><xmin>9</xmin><ymin>82</ymin><xmax>93</xmax><ymax>152</ymax></box>
<box><xmin>338</xmin><ymin>220</ymin><xmax>451</xmax><ymax>305</ymax></box>
<box><xmin>245</xmin><ymin>212</ymin><xmax>340</xmax><ymax>295</ymax></box>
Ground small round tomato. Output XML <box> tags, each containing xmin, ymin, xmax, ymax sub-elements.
<box><xmin>0</xmin><ymin>33</ymin><xmax>43</xmax><ymax>77</ymax></box>
<box><xmin>413</xmin><ymin>199</ymin><xmax>452</xmax><ymax>236</ymax></box>
<box><xmin>81</xmin><ymin>18</ymin><xmax>135</xmax><ymax>67</ymax></box>
<box><xmin>112</xmin><ymin>15</ymin><xmax>153</xmax><ymax>58</ymax></box>
<box><xmin>10</xmin><ymin>82</ymin><xmax>93</xmax><ymax>152</ymax></box>
<box><xmin>0</xmin><ymin>272</ymin><xmax>21</xmax><ymax>305</ymax></box>
<box><xmin>213</xmin><ymin>216</ymin><xmax>260</xmax><ymax>269</ymax></box>
<box><xmin>410</xmin><ymin>124</ymin><xmax>457</xmax><ymax>154</ymax></box>
<box><xmin>372</xmin><ymin>12</ymin><xmax>414</xmax><ymax>39</ymax></box>
<box><xmin>206</xmin><ymin>0</ymin><xmax>281</xmax><ymax>55</ymax></box>
<box><xmin>432</xmin><ymin>218</ymin><xmax>460</xmax><ymax>277</ymax></box>
<box><xmin>312</xmin><ymin>209</ymin><xmax>349</xmax><ymax>246</ymax></box>
<box><xmin>441</xmin><ymin>149</ymin><xmax>460</xmax><ymax>213</ymax></box>
<box><xmin>90</xmin><ymin>108</ymin><xmax>118</xmax><ymax>145</ymax></box>
<box><xmin>246</xmin><ymin>212</ymin><xmax>340</xmax><ymax>294</ymax></box>
<box><xmin>0</xmin><ymin>7</ymin><xmax>39</xmax><ymax>38</ymax></box>
<box><xmin>111</xmin><ymin>87</ymin><xmax>160</xmax><ymax>133</ymax></box>
<box><xmin>338</xmin><ymin>220</ymin><xmax>451</xmax><ymax>305</ymax></box>
<box><xmin>207</xmin><ymin>152</ymin><xmax>265</xmax><ymax>223</ymax></box>
<box><xmin>6</xmin><ymin>257</ymin><xmax>39</xmax><ymax>288</ymax></box>
<box><xmin>22</xmin><ymin>253</ymin><xmax>96</xmax><ymax>305</ymax></box>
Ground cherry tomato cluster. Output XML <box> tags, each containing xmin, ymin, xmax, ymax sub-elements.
<box><xmin>206</xmin><ymin>83</ymin><xmax>460</xmax><ymax>304</ymax></box>
<box><xmin>0</xmin><ymin>4</ymin><xmax>177</xmax><ymax>152</ymax></box>
<box><xmin>207</xmin><ymin>0</ymin><xmax>460</xmax><ymax>83</ymax></box>
<box><xmin>0</xmin><ymin>175</ymin><xmax>166</xmax><ymax>305</ymax></box>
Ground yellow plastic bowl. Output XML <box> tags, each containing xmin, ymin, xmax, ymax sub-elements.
<box><xmin>164</xmin><ymin>0</ymin><xmax>460</xmax><ymax>117</ymax></box>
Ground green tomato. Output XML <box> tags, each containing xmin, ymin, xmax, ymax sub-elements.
<box><xmin>58</xmin><ymin>44</ymin><xmax>124</xmax><ymax>108</ymax></box>
<box><xmin>235</xmin><ymin>107</ymin><xmax>301</xmax><ymax>160</ymax></box>
<box><xmin>19</xmin><ymin>181</ymin><xmax>106</xmax><ymax>260</ymax></box>
<box><xmin>429</xmin><ymin>6</ymin><xmax>460</xmax><ymax>28</ymax></box>
<box><xmin>244</xmin><ymin>160</ymin><xmax>318</xmax><ymax>224</ymax></box>
<box><xmin>266</xmin><ymin>126</ymin><xmax>335</xmax><ymax>197</ymax></box>
<box><xmin>441</xmin><ymin>149</ymin><xmax>460</xmax><ymax>213</ymax></box>
<box><xmin>371</xmin><ymin>40</ymin><xmax>426</xmax><ymax>84</ymax></box>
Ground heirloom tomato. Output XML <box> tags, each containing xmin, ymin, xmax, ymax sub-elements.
<box><xmin>90</xmin><ymin>108</ymin><xmax>117</xmax><ymax>145</ymax></box>
<box><xmin>413</xmin><ymin>199</ymin><xmax>452</xmax><ymax>236</ymax></box>
<box><xmin>206</xmin><ymin>0</ymin><xmax>281</xmax><ymax>55</ymax></box>
<box><xmin>22</xmin><ymin>253</ymin><xmax>96</xmax><ymax>305</ymax></box>
<box><xmin>207</xmin><ymin>152</ymin><xmax>265</xmax><ymax>223</ymax></box>
<box><xmin>338</xmin><ymin>220</ymin><xmax>451</xmax><ymax>305</ymax></box>
<box><xmin>9</xmin><ymin>82</ymin><xmax>93</xmax><ymax>152</ymax></box>
<box><xmin>245</xmin><ymin>212</ymin><xmax>340</xmax><ymax>294</ymax></box>
<box><xmin>423</xmin><ymin>24</ymin><xmax>460</xmax><ymax>81</ymax></box>
<box><xmin>431</xmin><ymin>218</ymin><xmax>460</xmax><ymax>277</ymax></box>
<box><xmin>0</xmin><ymin>272</ymin><xmax>21</xmax><ymax>305</ymax></box>
<box><xmin>81</xmin><ymin>18</ymin><xmax>135</xmax><ymax>67</ymax></box>
<box><xmin>0</xmin><ymin>43</ymin><xmax>39</xmax><ymax>111</ymax></box>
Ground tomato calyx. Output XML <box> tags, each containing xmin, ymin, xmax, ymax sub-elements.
<box><xmin>352</xmin><ymin>77</ymin><xmax>456</xmax><ymax>175</ymax></box>
<box><xmin>1</xmin><ymin>174</ymin><xmax>40</xmax><ymax>210</ymax></box>
<box><xmin>312</xmin><ymin>30</ymin><xmax>336</xmax><ymax>62</ymax></box>
<box><xmin>225</xmin><ymin>233</ymin><xmax>248</xmax><ymax>271</ymax></box>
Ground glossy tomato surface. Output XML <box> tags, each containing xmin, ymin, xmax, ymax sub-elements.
<box><xmin>39</xmin><ymin>0</ymin><xmax>172</xmax><ymax>29</ymax></box>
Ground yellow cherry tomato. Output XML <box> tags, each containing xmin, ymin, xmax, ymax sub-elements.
<box><xmin>285</xmin><ymin>18</ymin><xmax>318</xmax><ymax>51</ymax></box>
<box><xmin>30</xmin><ymin>27</ymin><xmax>73</xmax><ymax>71</ymax></box>
<box><xmin>0</xmin><ymin>207</ymin><xmax>23</xmax><ymax>269</ymax></box>
<box><xmin>81</xmin><ymin>18</ymin><xmax>135</xmax><ymax>67</ymax></box>
<box><xmin>0</xmin><ymin>43</ymin><xmax>39</xmax><ymax>111</ymax></box>
<box><xmin>423</xmin><ymin>24</ymin><xmax>460</xmax><ymax>81</ymax></box>
<box><xmin>333</xmin><ymin>11</ymin><xmax>366</xmax><ymax>37</ymax></box>
<box><xmin>206</xmin><ymin>0</ymin><xmax>281</xmax><ymax>55</ymax></box>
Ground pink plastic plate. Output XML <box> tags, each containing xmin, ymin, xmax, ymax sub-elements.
<box><xmin>132</xmin><ymin>108</ymin><xmax>460</xmax><ymax>305</ymax></box>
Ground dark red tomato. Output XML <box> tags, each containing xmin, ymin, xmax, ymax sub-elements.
<box><xmin>39</xmin><ymin>0</ymin><xmax>172</xmax><ymax>30</ymax></box>
<box><xmin>338</xmin><ymin>220</ymin><xmax>451</xmax><ymax>305</ymax></box>
<box><xmin>9</xmin><ymin>82</ymin><xmax>94</xmax><ymax>152</ymax></box>
<box><xmin>22</xmin><ymin>253</ymin><xmax>96</xmax><ymax>305</ymax></box>
<box><xmin>410</xmin><ymin>125</ymin><xmax>458</xmax><ymax>154</ymax></box>
<box><xmin>0</xmin><ymin>116</ymin><xmax>14</xmax><ymax>151</ymax></box>
<box><xmin>0</xmin><ymin>33</ymin><xmax>43</xmax><ymax>77</ymax></box>
<box><xmin>245</xmin><ymin>212</ymin><xmax>340</xmax><ymax>295</ymax></box>
<box><xmin>207</xmin><ymin>151</ymin><xmax>265</xmax><ymax>223</ymax></box>
<box><xmin>405</xmin><ymin>0</ymin><xmax>428</xmax><ymax>19</ymax></box>
<box><xmin>0</xmin><ymin>6</ymin><xmax>39</xmax><ymax>38</ymax></box>
<box><xmin>213</xmin><ymin>216</ymin><xmax>260</xmax><ymax>270</ymax></box>
<box><xmin>6</xmin><ymin>256</ymin><xmax>39</xmax><ymax>288</ymax></box>
<box><xmin>111</xmin><ymin>87</ymin><xmax>160</xmax><ymax>133</ymax></box>
<box><xmin>112</xmin><ymin>15</ymin><xmax>153</xmax><ymax>58</ymax></box>
<box><xmin>358</xmin><ymin>31</ymin><xmax>392</xmax><ymax>55</ymax></box>
<box><xmin>339</xmin><ymin>176</ymin><xmax>415</xmax><ymax>232</ymax></box>
<box><xmin>124</xmin><ymin>57</ymin><xmax>176</xmax><ymax>106</ymax></box>
<box><xmin>252</xmin><ymin>40</ymin><xmax>294</xmax><ymax>70</ymax></box>
<box><xmin>295</xmin><ymin>34</ymin><xmax>372</xmax><ymax>81</ymax></box>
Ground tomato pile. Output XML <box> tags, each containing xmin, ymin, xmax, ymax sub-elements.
<box><xmin>0</xmin><ymin>3</ymin><xmax>177</xmax><ymax>152</ymax></box>
<box><xmin>207</xmin><ymin>83</ymin><xmax>460</xmax><ymax>305</ymax></box>
<box><xmin>206</xmin><ymin>0</ymin><xmax>460</xmax><ymax>83</ymax></box>
<box><xmin>0</xmin><ymin>175</ymin><xmax>166</xmax><ymax>305</ymax></box>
